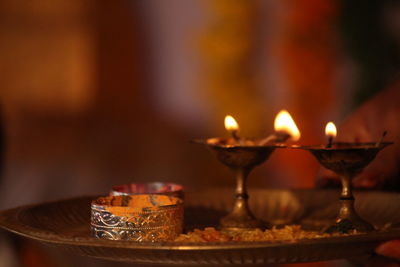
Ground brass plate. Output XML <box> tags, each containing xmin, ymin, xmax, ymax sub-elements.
<box><xmin>1</xmin><ymin>189</ymin><xmax>400</xmax><ymax>265</ymax></box>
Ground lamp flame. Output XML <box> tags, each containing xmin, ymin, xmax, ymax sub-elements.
<box><xmin>325</xmin><ymin>122</ymin><xmax>337</xmax><ymax>138</ymax></box>
<box><xmin>224</xmin><ymin>115</ymin><xmax>239</xmax><ymax>132</ymax></box>
<box><xmin>274</xmin><ymin>110</ymin><xmax>301</xmax><ymax>141</ymax></box>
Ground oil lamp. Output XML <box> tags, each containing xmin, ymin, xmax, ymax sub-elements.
<box><xmin>194</xmin><ymin>111</ymin><xmax>300</xmax><ymax>230</ymax></box>
<box><xmin>294</xmin><ymin>122</ymin><xmax>393</xmax><ymax>233</ymax></box>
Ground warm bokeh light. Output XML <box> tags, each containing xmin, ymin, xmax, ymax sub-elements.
<box><xmin>325</xmin><ymin>122</ymin><xmax>337</xmax><ymax>138</ymax></box>
<box><xmin>274</xmin><ymin>110</ymin><xmax>301</xmax><ymax>141</ymax></box>
<box><xmin>224</xmin><ymin>115</ymin><xmax>239</xmax><ymax>132</ymax></box>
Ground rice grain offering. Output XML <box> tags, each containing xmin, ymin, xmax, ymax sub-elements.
<box><xmin>175</xmin><ymin>225</ymin><xmax>360</xmax><ymax>242</ymax></box>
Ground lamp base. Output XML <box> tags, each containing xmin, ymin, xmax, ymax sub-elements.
<box><xmin>324</xmin><ymin>199</ymin><xmax>374</xmax><ymax>234</ymax></box>
<box><xmin>220</xmin><ymin>215</ymin><xmax>266</xmax><ymax>231</ymax></box>
<box><xmin>219</xmin><ymin>195</ymin><xmax>267</xmax><ymax>231</ymax></box>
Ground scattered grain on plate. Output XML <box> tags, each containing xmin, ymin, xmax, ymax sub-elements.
<box><xmin>175</xmin><ymin>225</ymin><xmax>360</xmax><ymax>242</ymax></box>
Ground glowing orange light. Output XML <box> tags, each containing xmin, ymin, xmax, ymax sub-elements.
<box><xmin>224</xmin><ymin>115</ymin><xmax>239</xmax><ymax>132</ymax></box>
<box><xmin>274</xmin><ymin>110</ymin><xmax>301</xmax><ymax>141</ymax></box>
<box><xmin>325</xmin><ymin>122</ymin><xmax>337</xmax><ymax>138</ymax></box>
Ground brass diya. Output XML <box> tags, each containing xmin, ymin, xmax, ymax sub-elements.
<box><xmin>194</xmin><ymin>137</ymin><xmax>284</xmax><ymax>230</ymax></box>
<box><xmin>295</xmin><ymin>142</ymin><xmax>393</xmax><ymax>233</ymax></box>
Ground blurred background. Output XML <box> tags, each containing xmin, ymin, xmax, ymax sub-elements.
<box><xmin>0</xmin><ymin>0</ymin><xmax>399</xmax><ymax>266</ymax></box>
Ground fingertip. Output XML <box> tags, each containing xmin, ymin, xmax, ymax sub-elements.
<box><xmin>353</xmin><ymin>171</ymin><xmax>383</xmax><ymax>189</ymax></box>
<box><xmin>353</xmin><ymin>178</ymin><xmax>379</xmax><ymax>188</ymax></box>
<box><xmin>376</xmin><ymin>240</ymin><xmax>400</xmax><ymax>260</ymax></box>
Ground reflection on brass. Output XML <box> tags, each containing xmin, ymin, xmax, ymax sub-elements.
<box><xmin>295</xmin><ymin>142</ymin><xmax>393</xmax><ymax>233</ymax></box>
<box><xmin>91</xmin><ymin>195</ymin><xmax>183</xmax><ymax>241</ymax></box>
<box><xmin>193</xmin><ymin>138</ymin><xmax>284</xmax><ymax>230</ymax></box>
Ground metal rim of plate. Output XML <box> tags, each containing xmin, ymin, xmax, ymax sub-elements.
<box><xmin>1</xmin><ymin>189</ymin><xmax>400</xmax><ymax>265</ymax></box>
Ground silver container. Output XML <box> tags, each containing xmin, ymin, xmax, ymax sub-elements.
<box><xmin>91</xmin><ymin>194</ymin><xmax>183</xmax><ymax>242</ymax></box>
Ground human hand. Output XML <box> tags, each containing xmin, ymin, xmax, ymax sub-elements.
<box><xmin>363</xmin><ymin>240</ymin><xmax>400</xmax><ymax>267</ymax></box>
<box><xmin>317</xmin><ymin>81</ymin><xmax>400</xmax><ymax>190</ymax></box>
<box><xmin>376</xmin><ymin>240</ymin><xmax>400</xmax><ymax>260</ymax></box>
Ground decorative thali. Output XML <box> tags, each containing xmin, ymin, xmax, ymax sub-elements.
<box><xmin>1</xmin><ymin>188</ymin><xmax>400</xmax><ymax>265</ymax></box>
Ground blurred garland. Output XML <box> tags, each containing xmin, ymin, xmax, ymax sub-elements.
<box><xmin>199</xmin><ymin>0</ymin><xmax>269</xmax><ymax>136</ymax></box>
